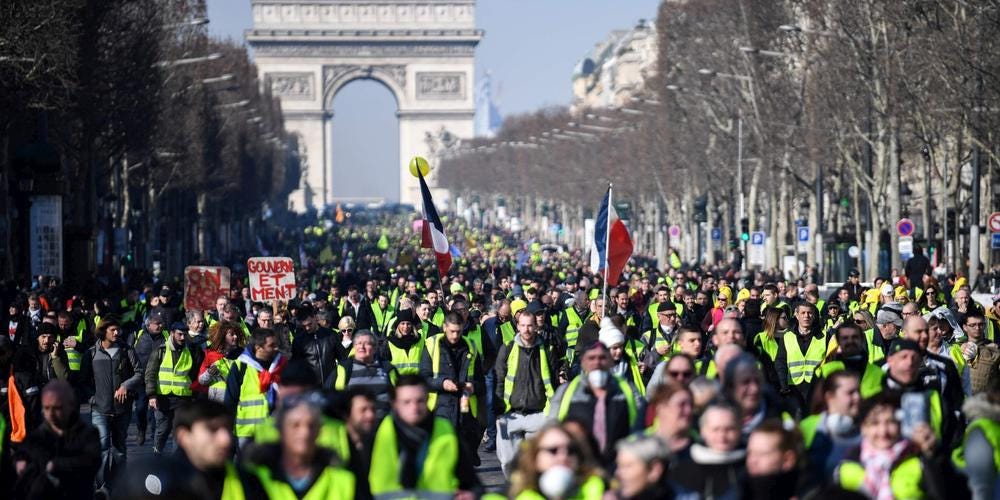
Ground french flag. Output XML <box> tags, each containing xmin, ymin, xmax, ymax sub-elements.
<box><xmin>593</xmin><ymin>186</ymin><xmax>633</xmax><ymax>286</ymax></box>
<box><xmin>418</xmin><ymin>170</ymin><xmax>452</xmax><ymax>277</ymax></box>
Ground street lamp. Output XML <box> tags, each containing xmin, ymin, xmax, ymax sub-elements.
<box><xmin>739</xmin><ymin>46</ymin><xmax>793</xmax><ymax>58</ymax></box>
<box><xmin>153</xmin><ymin>52</ymin><xmax>223</xmax><ymax>68</ymax></box>
<box><xmin>163</xmin><ymin>18</ymin><xmax>209</xmax><ymax>29</ymax></box>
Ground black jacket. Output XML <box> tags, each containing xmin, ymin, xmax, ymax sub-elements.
<box><xmin>13</xmin><ymin>416</ymin><xmax>101</xmax><ymax>500</ymax></box>
<box><xmin>292</xmin><ymin>327</ymin><xmax>346</xmax><ymax>390</ymax></box>
<box><xmin>419</xmin><ymin>336</ymin><xmax>484</xmax><ymax>426</ymax></box>
<box><xmin>342</xmin><ymin>297</ymin><xmax>376</xmax><ymax>331</ymax></box>
<box><xmin>12</xmin><ymin>346</ymin><xmax>69</xmax><ymax>430</ymax></box>
<box><xmin>494</xmin><ymin>338</ymin><xmax>555</xmax><ymax>414</ymax></box>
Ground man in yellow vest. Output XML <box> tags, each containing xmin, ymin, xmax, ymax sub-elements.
<box><xmin>144</xmin><ymin>322</ymin><xmax>204</xmax><ymax>454</ymax></box>
<box><xmin>173</xmin><ymin>399</ymin><xmax>267</xmax><ymax>499</ymax></box>
<box><xmin>494</xmin><ymin>310</ymin><xmax>556</xmax><ymax>477</ymax></box>
<box><xmin>420</xmin><ymin>312</ymin><xmax>484</xmax><ymax>465</ymax></box>
<box><xmin>369</xmin><ymin>375</ymin><xmax>480</xmax><ymax>498</ymax></box>
<box><xmin>557</xmin><ymin>291</ymin><xmax>589</xmax><ymax>360</ymax></box>
<box><xmin>232</xmin><ymin>328</ymin><xmax>286</xmax><ymax>450</ymax></box>
<box><xmin>774</xmin><ymin>303</ymin><xmax>827</xmax><ymax>416</ymax></box>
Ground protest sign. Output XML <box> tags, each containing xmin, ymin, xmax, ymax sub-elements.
<box><xmin>184</xmin><ymin>266</ymin><xmax>231</xmax><ymax>312</ymax></box>
<box><xmin>248</xmin><ymin>257</ymin><xmax>296</xmax><ymax>302</ymax></box>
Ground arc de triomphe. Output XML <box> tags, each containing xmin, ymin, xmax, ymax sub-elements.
<box><xmin>246</xmin><ymin>1</ymin><xmax>481</xmax><ymax>211</ymax></box>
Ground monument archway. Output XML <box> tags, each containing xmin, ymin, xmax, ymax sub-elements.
<box><xmin>246</xmin><ymin>1</ymin><xmax>481</xmax><ymax>211</ymax></box>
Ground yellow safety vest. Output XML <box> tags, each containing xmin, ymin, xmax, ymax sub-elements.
<box><xmin>498</xmin><ymin>321</ymin><xmax>516</xmax><ymax>346</ymax></box>
<box><xmin>256</xmin><ymin>463</ymin><xmax>355</xmax><ymax>500</ymax></box>
<box><xmin>65</xmin><ymin>318</ymin><xmax>90</xmax><ymax>371</ymax></box>
<box><xmin>220</xmin><ymin>463</ymin><xmax>247</xmax><ymax>500</ymax></box>
<box><xmin>836</xmin><ymin>456</ymin><xmax>926</xmax><ymax>499</ymax></box>
<box><xmin>234</xmin><ymin>364</ymin><xmax>270</xmax><ymax>438</ymax></box>
<box><xmin>952</xmin><ymin>418</ymin><xmax>1000</xmax><ymax>472</ymax></box>
<box><xmin>387</xmin><ymin>338</ymin><xmax>424</xmax><ymax>375</ymax></box>
<box><xmin>782</xmin><ymin>331</ymin><xmax>826</xmax><ymax>385</ymax></box>
<box><xmin>369</xmin><ymin>417</ymin><xmax>459</xmax><ymax>499</ymax></box>
<box><xmin>426</xmin><ymin>335</ymin><xmax>478</xmax><ymax>418</ymax></box>
<box><xmin>556</xmin><ymin>374</ymin><xmax>637</xmax><ymax>425</ymax></box>
<box><xmin>754</xmin><ymin>331</ymin><xmax>780</xmax><ymax>361</ymax></box>
<box><xmin>157</xmin><ymin>345</ymin><xmax>194</xmax><ymax>397</ymax></box>
<box><xmin>503</xmin><ymin>342</ymin><xmax>554</xmax><ymax>414</ymax></box>
<box><xmin>562</xmin><ymin>308</ymin><xmax>584</xmax><ymax>348</ymax></box>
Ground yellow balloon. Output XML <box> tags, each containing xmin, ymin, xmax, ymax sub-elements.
<box><xmin>409</xmin><ymin>156</ymin><xmax>431</xmax><ymax>178</ymax></box>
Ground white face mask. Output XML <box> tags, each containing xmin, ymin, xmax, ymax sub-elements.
<box><xmin>538</xmin><ymin>465</ymin><xmax>574</xmax><ymax>499</ymax></box>
<box><xmin>586</xmin><ymin>369</ymin><xmax>609</xmax><ymax>389</ymax></box>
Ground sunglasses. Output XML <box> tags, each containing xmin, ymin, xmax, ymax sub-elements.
<box><xmin>342</xmin><ymin>328</ymin><xmax>355</xmax><ymax>333</ymax></box>
<box><xmin>539</xmin><ymin>444</ymin><xmax>578</xmax><ymax>457</ymax></box>
<box><xmin>668</xmin><ymin>370</ymin><xmax>694</xmax><ymax>378</ymax></box>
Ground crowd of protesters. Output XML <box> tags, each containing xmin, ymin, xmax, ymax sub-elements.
<box><xmin>0</xmin><ymin>213</ymin><xmax>999</xmax><ymax>499</ymax></box>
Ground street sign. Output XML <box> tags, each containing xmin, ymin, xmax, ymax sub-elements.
<box><xmin>668</xmin><ymin>224</ymin><xmax>681</xmax><ymax>248</ymax></box>
<box><xmin>989</xmin><ymin>212</ymin><xmax>1000</xmax><ymax>233</ymax></box>
<box><xmin>992</xmin><ymin>233</ymin><xmax>1000</xmax><ymax>249</ymax></box>
<box><xmin>896</xmin><ymin>218</ymin><xmax>915</xmax><ymax>237</ymax></box>
<box><xmin>710</xmin><ymin>227</ymin><xmax>722</xmax><ymax>241</ymax></box>
<box><xmin>797</xmin><ymin>227</ymin><xmax>810</xmax><ymax>253</ymax></box>
<box><xmin>749</xmin><ymin>231</ymin><xmax>766</xmax><ymax>266</ymax></box>
<box><xmin>898</xmin><ymin>236</ymin><xmax>914</xmax><ymax>256</ymax></box>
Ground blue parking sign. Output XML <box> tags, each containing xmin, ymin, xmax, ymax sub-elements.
<box><xmin>798</xmin><ymin>227</ymin><xmax>810</xmax><ymax>242</ymax></box>
<box><xmin>711</xmin><ymin>228</ymin><xmax>722</xmax><ymax>241</ymax></box>
<box><xmin>992</xmin><ymin>233</ymin><xmax>1000</xmax><ymax>249</ymax></box>
<box><xmin>751</xmin><ymin>232</ymin><xmax>765</xmax><ymax>246</ymax></box>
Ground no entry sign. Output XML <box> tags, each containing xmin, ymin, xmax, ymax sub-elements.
<box><xmin>248</xmin><ymin>257</ymin><xmax>297</xmax><ymax>302</ymax></box>
<box><xmin>896</xmin><ymin>218</ymin><xmax>915</xmax><ymax>237</ymax></box>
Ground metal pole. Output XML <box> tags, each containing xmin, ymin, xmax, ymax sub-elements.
<box><xmin>816</xmin><ymin>163</ymin><xmax>824</xmax><ymax>281</ymax></box>
<box><xmin>970</xmin><ymin>36</ymin><xmax>984</xmax><ymax>288</ymax></box>
<box><xmin>602</xmin><ymin>183</ymin><xmax>612</xmax><ymax>317</ymax></box>
<box><xmin>737</xmin><ymin>117</ymin><xmax>744</xmax><ymax>220</ymax></box>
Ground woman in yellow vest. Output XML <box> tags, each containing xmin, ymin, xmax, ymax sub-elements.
<box><xmin>245</xmin><ymin>395</ymin><xmax>355</xmax><ymax>499</ymax></box>
<box><xmin>833</xmin><ymin>392</ymin><xmax>945</xmax><ymax>499</ymax></box>
<box><xmin>508</xmin><ymin>423</ymin><xmax>605</xmax><ymax>500</ymax></box>
<box><xmin>753</xmin><ymin>307</ymin><xmax>788</xmax><ymax>387</ymax></box>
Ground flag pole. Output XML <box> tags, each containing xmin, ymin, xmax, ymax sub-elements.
<box><xmin>602</xmin><ymin>183</ymin><xmax>612</xmax><ymax>318</ymax></box>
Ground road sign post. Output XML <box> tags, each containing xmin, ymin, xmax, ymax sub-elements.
<box><xmin>896</xmin><ymin>218</ymin><xmax>915</xmax><ymax>237</ymax></box>
<box><xmin>749</xmin><ymin>231</ymin><xmax>766</xmax><ymax>267</ymax></box>
<box><xmin>989</xmin><ymin>212</ymin><xmax>1000</xmax><ymax>233</ymax></box>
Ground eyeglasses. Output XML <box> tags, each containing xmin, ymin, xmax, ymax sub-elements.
<box><xmin>966</xmin><ymin>322</ymin><xmax>986</xmax><ymax>328</ymax></box>
<box><xmin>538</xmin><ymin>444</ymin><xmax>578</xmax><ymax>457</ymax></box>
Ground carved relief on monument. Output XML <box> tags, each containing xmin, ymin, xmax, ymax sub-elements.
<box><xmin>268</xmin><ymin>72</ymin><xmax>315</xmax><ymax>100</ymax></box>
<box><xmin>251</xmin><ymin>3</ymin><xmax>474</xmax><ymax>27</ymax></box>
<box><xmin>254</xmin><ymin>43</ymin><xmax>475</xmax><ymax>58</ymax></box>
<box><xmin>416</xmin><ymin>72</ymin><xmax>465</xmax><ymax>100</ymax></box>
<box><xmin>323</xmin><ymin>64</ymin><xmax>407</xmax><ymax>94</ymax></box>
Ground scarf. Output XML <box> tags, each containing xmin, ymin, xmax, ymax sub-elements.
<box><xmin>859</xmin><ymin>439</ymin><xmax>909</xmax><ymax>500</ymax></box>
<box><xmin>393</xmin><ymin>415</ymin><xmax>433</xmax><ymax>489</ymax></box>
<box><xmin>237</xmin><ymin>350</ymin><xmax>286</xmax><ymax>407</ymax></box>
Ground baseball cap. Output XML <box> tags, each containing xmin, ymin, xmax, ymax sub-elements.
<box><xmin>875</xmin><ymin>307</ymin><xmax>903</xmax><ymax>327</ymax></box>
<box><xmin>849</xmin><ymin>269</ymin><xmax>861</xmax><ymax>277</ymax></box>
<box><xmin>888</xmin><ymin>339</ymin><xmax>921</xmax><ymax>356</ymax></box>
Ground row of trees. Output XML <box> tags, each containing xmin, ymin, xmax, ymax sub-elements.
<box><xmin>1</xmin><ymin>0</ymin><xmax>297</xmax><ymax>285</ymax></box>
<box><xmin>438</xmin><ymin>0</ymin><xmax>999</xmax><ymax>285</ymax></box>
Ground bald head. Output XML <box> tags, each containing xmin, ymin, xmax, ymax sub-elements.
<box><xmin>41</xmin><ymin>380</ymin><xmax>76</xmax><ymax>432</ymax></box>
<box><xmin>902</xmin><ymin>316</ymin><xmax>929</xmax><ymax>351</ymax></box>
<box><xmin>713</xmin><ymin>319</ymin><xmax>744</xmax><ymax>348</ymax></box>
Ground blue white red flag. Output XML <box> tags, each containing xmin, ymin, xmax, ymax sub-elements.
<box><xmin>418</xmin><ymin>170</ymin><xmax>452</xmax><ymax>277</ymax></box>
<box><xmin>593</xmin><ymin>187</ymin><xmax>633</xmax><ymax>286</ymax></box>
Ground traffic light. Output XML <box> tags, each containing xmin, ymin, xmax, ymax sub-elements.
<box><xmin>740</xmin><ymin>217</ymin><xmax>749</xmax><ymax>241</ymax></box>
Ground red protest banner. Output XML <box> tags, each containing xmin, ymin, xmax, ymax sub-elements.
<box><xmin>248</xmin><ymin>257</ymin><xmax>297</xmax><ymax>302</ymax></box>
<box><xmin>184</xmin><ymin>266</ymin><xmax>231</xmax><ymax>312</ymax></box>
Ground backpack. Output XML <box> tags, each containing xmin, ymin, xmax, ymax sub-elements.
<box><xmin>969</xmin><ymin>344</ymin><xmax>1000</xmax><ymax>394</ymax></box>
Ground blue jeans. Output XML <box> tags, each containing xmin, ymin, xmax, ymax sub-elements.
<box><xmin>485</xmin><ymin>371</ymin><xmax>496</xmax><ymax>442</ymax></box>
<box><xmin>92</xmin><ymin>409</ymin><xmax>131</xmax><ymax>488</ymax></box>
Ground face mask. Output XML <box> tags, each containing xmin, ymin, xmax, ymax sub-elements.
<box><xmin>538</xmin><ymin>465</ymin><xmax>574</xmax><ymax>499</ymax></box>
<box><xmin>825</xmin><ymin>413</ymin><xmax>856</xmax><ymax>437</ymax></box>
<box><xmin>587</xmin><ymin>369</ymin><xmax>609</xmax><ymax>389</ymax></box>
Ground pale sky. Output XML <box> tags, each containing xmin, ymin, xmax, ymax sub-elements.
<box><xmin>206</xmin><ymin>0</ymin><xmax>660</xmax><ymax>201</ymax></box>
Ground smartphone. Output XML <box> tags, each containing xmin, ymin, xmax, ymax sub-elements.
<box><xmin>900</xmin><ymin>392</ymin><xmax>928</xmax><ymax>439</ymax></box>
